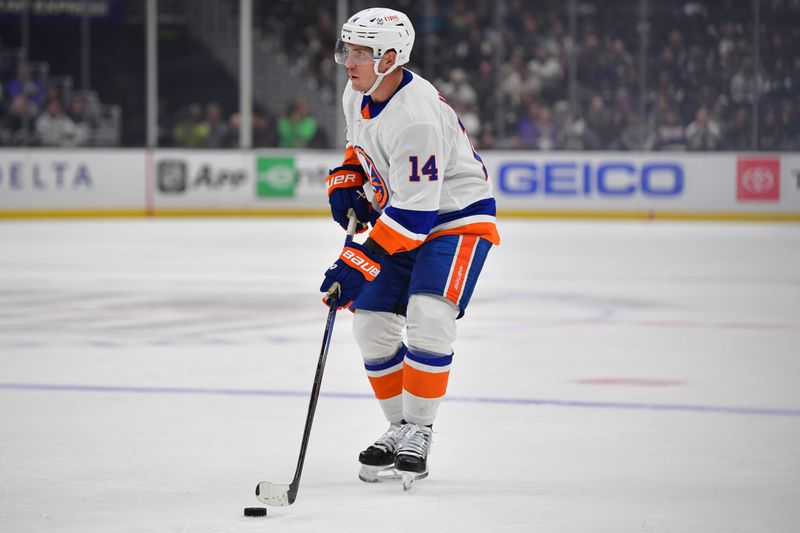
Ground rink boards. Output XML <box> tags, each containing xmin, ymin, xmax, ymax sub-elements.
<box><xmin>0</xmin><ymin>148</ymin><xmax>798</xmax><ymax>221</ymax></box>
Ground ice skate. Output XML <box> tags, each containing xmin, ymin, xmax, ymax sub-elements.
<box><xmin>358</xmin><ymin>422</ymin><xmax>407</xmax><ymax>483</ymax></box>
<box><xmin>394</xmin><ymin>423</ymin><xmax>432</xmax><ymax>491</ymax></box>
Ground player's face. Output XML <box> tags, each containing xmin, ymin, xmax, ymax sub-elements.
<box><xmin>343</xmin><ymin>44</ymin><xmax>378</xmax><ymax>92</ymax></box>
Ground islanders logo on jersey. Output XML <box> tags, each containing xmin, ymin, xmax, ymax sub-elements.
<box><xmin>354</xmin><ymin>146</ymin><xmax>389</xmax><ymax>209</ymax></box>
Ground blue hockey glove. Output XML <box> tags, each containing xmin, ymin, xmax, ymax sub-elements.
<box><xmin>326</xmin><ymin>165</ymin><xmax>371</xmax><ymax>232</ymax></box>
<box><xmin>320</xmin><ymin>241</ymin><xmax>382</xmax><ymax>309</ymax></box>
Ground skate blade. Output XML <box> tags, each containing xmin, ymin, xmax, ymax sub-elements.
<box><xmin>358</xmin><ymin>464</ymin><xmax>402</xmax><ymax>483</ymax></box>
<box><xmin>358</xmin><ymin>464</ymin><xmax>429</xmax><ymax>484</ymax></box>
<box><xmin>401</xmin><ymin>470</ymin><xmax>428</xmax><ymax>492</ymax></box>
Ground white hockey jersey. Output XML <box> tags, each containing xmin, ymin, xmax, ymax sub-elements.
<box><xmin>341</xmin><ymin>68</ymin><xmax>500</xmax><ymax>255</ymax></box>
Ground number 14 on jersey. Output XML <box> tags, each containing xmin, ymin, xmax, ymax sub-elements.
<box><xmin>409</xmin><ymin>155</ymin><xmax>439</xmax><ymax>182</ymax></box>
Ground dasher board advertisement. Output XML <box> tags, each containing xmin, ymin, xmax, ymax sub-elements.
<box><xmin>0</xmin><ymin>149</ymin><xmax>145</xmax><ymax>211</ymax></box>
<box><xmin>484</xmin><ymin>152</ymin><xmax>800</xmax><ymax>215</ymax></box>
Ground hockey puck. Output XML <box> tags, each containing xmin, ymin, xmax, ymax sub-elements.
<box><xmin>243</xmin><ymin>506</ymin><xmax>267</xmax><ymax>517</ymax></box>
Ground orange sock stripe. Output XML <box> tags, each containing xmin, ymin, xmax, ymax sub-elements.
<box><xmin>445</xmin><ymin>235</ymin><xmax>479</xmax><ymax>304</ymax></box>
<box><xmin>403</xmin><ymin>364</ymin><xmax>451</xmax><ymax>399</ymax></box>
<box><xmin>368</xmin><ymin>369</ymin><xmax>404</xmax><ymax>400</ymax></box>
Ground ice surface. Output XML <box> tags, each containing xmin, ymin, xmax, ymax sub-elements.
<box><xmin>1</xmin><ymin>218</ymin><xmax>799</xmax><ymax>532</ymax></box>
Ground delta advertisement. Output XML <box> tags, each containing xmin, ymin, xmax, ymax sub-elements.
<box><xmin>0</xmin><ymin>149</ymin><xmax>145</xmax><ymax>213</ymax></box>
<box><xmin>1</xmin><ymin>149</ymin><xmax>798</xmax><ymax>220</ymax></box>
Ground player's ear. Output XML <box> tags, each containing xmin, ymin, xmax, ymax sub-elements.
<box><xmin>381</xmin><ymin>50</ymin><xmax>397</xmax><ymax>70</ymax></box>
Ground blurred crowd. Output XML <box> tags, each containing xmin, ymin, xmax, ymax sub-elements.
<box><xmin>163</xmin><ymin>97</ymin><xmax>327</xmax><ymax>149</ymax></box>
<box><xmin>2</xmin><ymin>0</ymin><xmax>798</xmax><ymax>151</ymax></box>
<box><xmin>267</xmin><ymin>0</ymin><xmax>800</xmax><ymax>151</ymax></box>
<box><xmin>0</xmin><ymin>59</ymin><xmax>105</xmax><ymax>147</ymax></box>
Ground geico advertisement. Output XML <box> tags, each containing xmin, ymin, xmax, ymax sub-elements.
<box><xmin>0</xmin><ymin>149</ymin><xmax>144</xmax><ymax>208</ymax></box>
<box><xmin>153</xmin><ymin>151</ymin><xmax>252</xmax><ymax>207</ymax></box>
<box><xmin>484</xmin><ymin>152</ymin><xmax>736</xmax><ymax>210</ymax></box>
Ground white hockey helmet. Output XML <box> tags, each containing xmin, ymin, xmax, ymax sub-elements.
<box><xmin>334</xmin><ymin>7</ymin><xmax>415</xmax><ymax>94</ymax></box>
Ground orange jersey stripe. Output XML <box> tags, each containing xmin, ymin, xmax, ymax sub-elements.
<box><xmin>429</xmin><ymin>221</ymin><xmax>500</xmax><ymax>246</ymax></box>
<box><xmin>368</xmin><ymin>369</ymin><xmax>403</xmax><ymax>400</ymax></box>
<box><xmin>445</xmin><ymin>235</ymin><xmax>479</xmax><ymax>304</ymax></box>
<box><xmin>369</xmin><ymin>218</ymin><xmax>424</xmax><ymax>255</ymax></box>
<box><xmin>342</xmin><ymin>145</ymin><xmax>360</xmax><ymax>167</ymax></box>
<box><xmin>403</xmin><ymin>364</ymin><xmax>451</xmax><ymax>399</ymax></box>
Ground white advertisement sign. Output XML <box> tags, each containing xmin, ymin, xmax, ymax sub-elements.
<box><xmin>0</xmin><ymin>149</ymin><xmax>144</xmax><ymax>210</ymax></box>
<box><xmin>151</xmin><ymin>150</ymin><xmax>252</xmax><ymax>209</ymax></box>
<box><xmin>149</xmin><ymin>150</ymin><xmax>335</xmax><ymax>211</ymax></box>
<box><xmin>249</xmin><ymin>150</ymin><xmax>332</xmax><ymax>209</ymax></box>
<box><xmin>1</xmin><ymin>149</ymin><xmax>798</xmax><ymax>219</ymax></box>
<box><xmin>482</xmin><ymin>152</ymin><xmax>800</xmax><ymax>214</ymax></box>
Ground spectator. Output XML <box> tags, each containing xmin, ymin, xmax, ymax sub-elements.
<box><xmin>528</xmin><ymin>45</ymin><xmax>562</xmax><ymax>101</ymax></box>
<box><xmin>221</xmin><ymin>112</ymin><xmax>241</xmax><ymax>148</ymax></box>
<box><xmin>203</xmin><ymin>102</ymin><xmax>229</xmax><ymax>148</ymax></box>
<box><xmin>0</xmin><ymin>73</ymin><xmax>5</xmax><ymax>116</ymax></box>
<box><xmin>540</xmin><ymin>17</ymin><xmax>568</xmax><ymax>60</ymax></box>
<box><xmin>606</xmin><ymin>110</ymin><xmax>628</xmax><ymax>150</ymax></box>
<box><xmin>685</xmin><ymin>107</ymin><xmax>722</xmax><ymax>151</ymax></box>
<box><xmin>6</xmin><ymin>62</ymin><xmax>45</xmax><ymax>111</ymax></box>
<box><xmin>726</xmin><ymin>107</ymin><xmax>752</xmax><ymax>150</ymax></box>
<box><xmin>172</xmin><ymin>103</ymin><xmax>209</xmax><ymax>148</ymax></box>
<box><xmin>475</xmin><ymin>121</ymin><xmax>495</xmax><ymax>150</ymax></box>
<box><xmin>253</xmin><ymin>111</ymin><xmax>279</xmax><ymax>148</ymax></box>
<box><xmin>654</xmin><ymin>109</ymin><xmax>687</xmax><ymax>151</ymax></box>
<box><xmin>498</xmin><ymin>49</ymin><xmax>527</xmax><ymax>110</ymax></box>
<box><xmin>666</xmin><ymin>29</ymin><xmax>688</xmax><ymax>72</ymax></box>
<box><xmin>709</xmin><ymin>96</ymin><xmax>730</xmax><ymax>141</ymax></box>
<box><xmin>36</xmin><ymin>98</ymin><xmax>79</xmax><ymax>146</ymax></box>
<box><xmin>516</xmin><ymin>103</ymin><xmax>557</xmax><ymax>150</ymax></box>
<box><xmin>730</xmin><ymin>59</ymin><xmax>763</xmax><ymax>105</ymax></box>
<box><xmin>577</xmin><ymin>31</ymin><xmax>602</xmax><ymax>88</ymax></box>
<box><xmin>619</xmin><ymin>113</ymin><xmax>654</xmax><ymax>151</ymax></box>
<box><xmin>558</xmin><ymin>111</ymin><xmax>597</xmax><ymax>150</ymax></box>
<box><xmin>763</xmin><ymin>58</ymin><xmax>791</xmax><ymax>103</ymax></box>
<box><xmin>440</xmin><ymin>68</ymin><xmax>477</xmax><ymax>108</ymax></box>
<box><xmin>758</xmin><ymin>108</ymin><xmax>781</xmax><ymax>151</ymax></box>
<box><xmin>1</xmin><ymin>95</ymin><xmax>37</xmax><ymax>145</ymax></box>
<box><xmin>777</xmin><ymin>100</ymin><xmax>799</xmax><ymax>150</ymax></box>
<box><xmin>472</xmin><ymin>60</ymin><xmax>497</xmax><ymax>119</ymax></box>
<box><xmin>278</xmin><ymin>99</ymin><xmax>317</xmax><ymax>148</ymax></box>
<box><xmin>585</xmin><ymin>94</ymin><xmax>612</xmax><ymax>147</ymax></box>
<box><xmin>609</xmin><ymin>38</ymin><xmax>634</xmax><ymax>81</ymax></box>
<box><xmin>45</xmin><ymin>85</ymin><xmax>64</xmax><ymax>108</ymax></box>
<box><xmin>791</xmin><ymin>57</ymin><xmax>800</xmax><ymax>101</ymax></box>
<box><xmin>455</xmin><ymin>101</ymin><xmax>481</xmax><ymax>139</ymax></box>
<box><xmin>613</xmin><ymin>86</ymin><xmax>635</xmax><ymax>116</ymax></box>
<box><xmin>652</xmin><ymin>68</ymin><xmax>686</xmax><ymax>113</ymax></box>
<box><xmin>66</xmin><ymin>95</ymin><xmax>92</xmax><ymax>146</ymax></box>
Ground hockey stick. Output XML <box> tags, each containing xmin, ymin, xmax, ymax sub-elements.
<box><xmin>255</xmin><ymin>212</ymin><xmax>359</xmax><ymax>506</ymax></box>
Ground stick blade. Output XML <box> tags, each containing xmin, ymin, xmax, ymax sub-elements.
<box><xmin>255</xmin><ymin>481</ymin><xmax>294</xmax><ymax>506</ymax></box>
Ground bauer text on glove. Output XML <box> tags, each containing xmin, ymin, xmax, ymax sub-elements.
<box><xmin>319</xmin><ymin>242</ymin><xmax>382</xmax><ymax>308</ymax></box>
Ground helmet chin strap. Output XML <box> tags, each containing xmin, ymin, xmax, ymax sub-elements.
<box><xmin>362</xmin><ymin>59</ymin><xmax>401</xmax><ymax>97</ymax></box>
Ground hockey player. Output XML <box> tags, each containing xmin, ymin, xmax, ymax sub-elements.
<box><xmin>320</xmin><ymin>7</ymin><xmax>500</xmax><ymax>488</ymax></box>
